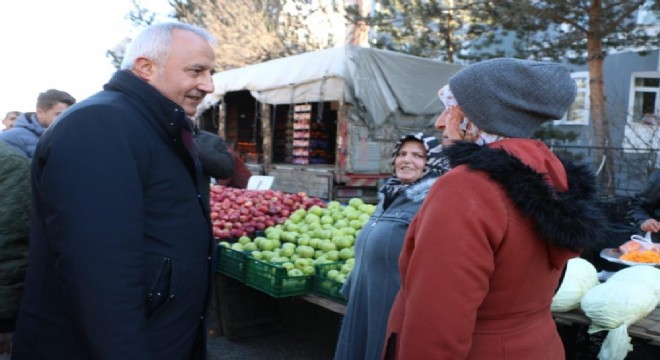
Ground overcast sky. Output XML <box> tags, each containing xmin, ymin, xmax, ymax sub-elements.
<box><xmin>0</xmin><ymin>0</ymin><xmax>171</xmax><ymax>127</ymax></box>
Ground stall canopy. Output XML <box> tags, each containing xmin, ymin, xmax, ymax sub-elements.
<box><xmin>199</xmin><ymin>45</ymin><xmax>463</xmax><ymax>127</ymax></box>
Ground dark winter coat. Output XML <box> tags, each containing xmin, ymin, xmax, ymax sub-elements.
<box><xmin>12</xmin><ymin>70</ymin><xmax>214</xmax><ymax>360</ymax></box>
<box><xmin>627</xmin><ymin>170</ymin><xmax>660</xmax><ymax>241</ymax></box>
<box><xmin>0</xmin><ymin>113</ymin><xmax>46</xmax><ymax>160</ymax></box>
<box><xmin>193</xmin><ymin>127</ymin><xmax>234</xmax><ymax>198</ymax></box>
<box><xmin>0</xmin><ymin>142</ymin><xmax>31</xmax><ymax>331</ymax></box>
<box><xmin>385</xmin><ymin>139</ymin><xmax>606</xmax><ymax>360</ymax></box>
<box><xmin>334</xmin><ymin>176</ymin><xmax>439</xmax><ymax>360</ymax></box>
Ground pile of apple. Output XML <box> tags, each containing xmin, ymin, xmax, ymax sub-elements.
<box><xmin>209</xmin><ymin>185</ymin><xmax>327</xmax><ymax>240</ymax></box>
<box><xmin>220</xmin><ymin>198</ymin><xmax>376</xmax><ymax>278</ymax></box>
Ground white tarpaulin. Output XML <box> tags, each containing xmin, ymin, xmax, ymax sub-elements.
<box><xmin>199</xmin><ymin>46</ymin><xmax>462</xmax><ymax>127</ymax></box>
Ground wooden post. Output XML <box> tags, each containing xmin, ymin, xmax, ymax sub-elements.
<box><xmin>217</xmin><ymin>99</ymin><xmax>226</xmax><ymax>138</ymax></box>
<box><xmin>261</xmin><ymin>102</ymin><xmax>272</xmax><ymax>173</ymax></box>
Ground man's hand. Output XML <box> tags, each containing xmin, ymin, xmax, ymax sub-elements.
<box><xmin>640</xmin><ymin>218</ymin><xmax>660</xmax><ymax>233</ymax></box>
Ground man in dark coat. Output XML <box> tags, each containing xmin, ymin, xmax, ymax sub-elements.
<box><xmin>0</xmin><ymin>142</ymin><xmax>31</xmax><ymax>356</ymax></box>
<box><xmin>12</xmin><ymin>22</ymin><xmax>217</xmax><ymax>359</ymax></box>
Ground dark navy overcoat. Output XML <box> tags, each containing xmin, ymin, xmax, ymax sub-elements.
<box><xmin>12</xmin><ymin>70</ymin><xmax>214</xmax><ymax>360</ymax></box>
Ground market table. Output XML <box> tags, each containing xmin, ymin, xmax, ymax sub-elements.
<box><xmin>300</xmin><ymin>294</ymin><xmax>660</xmax><ymax>348</ymax></box>
<box><xmin>553</xmin><ymin>306</ymin><xmax>660</xmax><ymax>346</ymax></box>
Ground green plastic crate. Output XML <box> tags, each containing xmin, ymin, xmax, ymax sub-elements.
<box><xmin>216</xmin><ymin>245</ymin><xmax>249</xmax><ymax>282</ymax></box>
<box><xmin>244</xmin><ymin>257</ymin><xmax>313</xmax><ymax>298</ymax></box>
<box><xmin>312</xmin><ymin>262</ymin><xmax>347</xmax><ymax>304</ymax></box>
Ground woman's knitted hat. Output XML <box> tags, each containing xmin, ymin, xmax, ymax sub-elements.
<box><xmin>448</xmin><ymin>58</ymin><xmax>577</xmax><ymax>138</ymax></box>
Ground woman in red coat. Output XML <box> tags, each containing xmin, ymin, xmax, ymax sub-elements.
<box><xmin>384</xmin><ymin>58</ymin><xmax>607</xmax><ymax>360</ymax></box>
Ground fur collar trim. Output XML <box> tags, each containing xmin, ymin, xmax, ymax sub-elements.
<box><xmin>443</xmin><ymin>142</ymin><xmax>607</xmax><ymax>252</ymax></box>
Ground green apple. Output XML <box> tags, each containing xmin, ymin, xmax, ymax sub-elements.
<box><xmin>349</xmin><ymin>219</ymin><xmax>363</xmax><ymax>230</ymax></box>
<box><xmin>358</xmin><ymin>213</ymin><xmax>371</xmax><ymax>222</ymax></box>
<box><xmin>305</xmin><ymin>213</ymin><xmax>321</xmax><ymax>224</ymax></box>
<box><xmin>296</xmin><ymin>245</ymin><xmax>315</xmax><ymax>259</ymax></box>
<box><xmin>288</xmin><ymin>268</ymin><xmax>304</xmax><ymax>277</ymax></box>
<box><xmin>259</xmin><ymin>239</ymin><xmax>277</xmax><ymax>251</ymax></box>
<box><xmin>341</xmin><ymin>227</ymin><xmax>356</xmax><ymax>236</ymax></box>
<box><xmin>321</xmin><ymin>215</ymin><xmax>334</xmax><ymax>225</ymax></box>
<box><xmin>266</xmin><ymin>230</ymin><xmax>282</xmax><ymax>240</ymax></box>
<box><xmin>334</xmin><ymin>219</ymin><xmax>349</xmax><ymax>229</ymax></box>
<box><xmin>238</xmin><ymin>236</ymin><xmax>252</xmax><ymax>245</ymax></box>
<box><xmin>261</xmin><ymin>250</ymin><xmax>276</xmax><ymax>261</ymax></box>
<box><xmin>309</xmin><ymin>205</ymin><xmax>326</xmax><ymax>216</ymax></box>
<box><xmin>308</xmin><ymin>238</ymin><xmax>321</xmax><ymax>249</ymax></box>
<box><xmin>297</xmin><ymin>237</ymin><xmax>310</xmax><ymax>246</ymax></box>
<box><xmin>219</xmin><ymin>241</ymin><xmax>231</xmax><ymax>248</ymax></box>
<box><xmin>293</xmin><ymin>208</ymin><xmax>307</xmax><ymax>218</ymax></box>
<box><xmin>325</xmin><ymin>250</ymin><xmax>340</xmax><ymax>261</ymax></box>
<box><xmin>327</xmin><ymin>201</ymin><xmax>342</xmax><ymax>209</ymax></box>
<box><xmin>326</xmin><ymin>269</ymin><xmax>339</xmax><ymax>280</ymax></box>
<box><xmin>243</xmin><ymin>242</ymin><xmax>257</xmax><ymax>251</ymax></box>
<box><xmin>345</xmin><ymin>258</ymin><xmax>355</xmax><ymax>266</ymax></box>
<box><xmin>341</xmin><ymin>263</ymin><xmax>354</xmax><ymax>274</ymax></box>
<box><xmin>251</xmin><ymin>251</ymin><xmax>263</xmax><ymax>260</ymax></box>
<box><xmin>230</xmin><ymin>243</ymin><xmax>244</xmax><ymax>251</ymax></box>
<box><xmin>331</xmin><ymin>210</ymin><xmax>345</xmax><ymax>222</ymax></box>
<box><xmin>320</xmin><ymin>240</ymin><xmax>337</xmax><ymax>253</ymax></box>
<box><xmin>314</xmin><ymin>250</ymin><xmax>324</xmax><ymax>259</ymax></box>
<box><xmin>335</xmin><ymin>273</ymin><xmax>347</xmax><ymax>283</ymax></box>
<box><xmin>334</xmin><ymin>236</ymin><xmax>353</xmax><ymax>250</ymax></box>
<box><xmin>280</xmin><ymin>246</ymin><xmax>295</xmax><ymax>257</ymax></box>
<box><xmin>301</xmin><ymin>265</ymin><xmax>315</xmax><ymax>275</ymax></box>
<box><xmin>348</xmin><ymin>197</ymin><xmax>364</xmax><ymax>209</ymax></box>
<box><xmin>339</xmin><ymin>248</ymin><xmax>354</xmax><ymax>260</ymax></box>
<box><xmin>294</xmin><ymin>258</ymin><xmax>311</xmax><ymax>269</ymax></box>
<box><xmin>288</xmin><ymin>213</ymin><xmax>303</xmax><ymax>223</ymax></box>
<box><xmin>281</xmin><ymin>262</ymin><xmax>295</xmax><ymax>271</ymax></box>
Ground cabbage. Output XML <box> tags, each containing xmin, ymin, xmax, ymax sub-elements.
<box><xmin>551</xmin><ymin>257</ymin><xmax>599</xmax><ymax>312</ymax></box>
<box><xmin>580</xmin><ymin>272</ymin><xmax>660</xmax><ymax>360</ymax></box>
<box><xmin>581</xmin><ymin>281</ymin><xmax>657</xmax><ymax>332</ymax></box>
<box><xmin>606</xmin><ymin>265</ymin><xmax>660</xmax><ymax>301</ymax></box>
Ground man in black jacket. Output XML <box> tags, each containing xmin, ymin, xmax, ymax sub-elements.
<box><xmin>628</xmin><ymin>170</ymin><xmax>660</xmax><ymax>241</ymax></box>
<box><xmin>13</xmin><ymin>22</ymin><xmax>218</xmax><ymax>359</ymax></box>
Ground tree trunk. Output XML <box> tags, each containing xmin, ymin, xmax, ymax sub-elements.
<box><xmin>587</xmin><ymin>0</ymin><xmax>615</xmax><ymax>195</ymax></box>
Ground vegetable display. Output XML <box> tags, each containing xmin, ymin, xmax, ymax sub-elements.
<box><xmin>551</xmin><ymin>257</ymin><xmax>599</xmax><ymax>312</ymax></box>
<box><xmin>580</xmin><ymin>266</ymin><xmax>660</xmax><ymax>360</ymax></box>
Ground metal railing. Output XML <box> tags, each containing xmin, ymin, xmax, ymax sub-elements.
<box><xmin>547</xmin><ymin>144</ymin><xmax>660</xmax><ymax>197</ymax></box>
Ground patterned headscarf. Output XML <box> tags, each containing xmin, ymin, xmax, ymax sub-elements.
<box><xmin>438</xmin><ymin>84</ymin><xmax>508</xmax><ymax>146</ymax></box>
<box><xmin>380</xmin><ymin>132</ymin><xmax>449</xmax><ymax>202</ymax></box>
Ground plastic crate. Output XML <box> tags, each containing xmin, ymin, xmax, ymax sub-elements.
<box><xmin>216</xmin><ymin>245</ymin><xmax>250</xmax><ymax>282</ymax></box>
<box><xmin>244</xmin><ymin>257</ymin><xmax>313</xmax><ymax>298</ymax></box>
<box><xmin>312</xmin><ymin>262</ymin><xmax>348</xmax><ymax>304</ymax></box>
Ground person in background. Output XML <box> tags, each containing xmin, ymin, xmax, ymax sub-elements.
<box><xmin>2</xmin><ymin>111</ymin><xmax>21</xmax><ymax>131</ymax></box>
<box><xmin>0</xmin><ymin>90</ymin><xmax>75</xmax><ymax>159</ymax></box>
<box><xmin>12</xmin><ymin>22</ymin><xmax>217</xmax><ymax>359</ymax></box>
<box><xmin>334</xmin><ymin>132</ymin><xmax>448</xmax><ymax>360</ymax></box>
<box><xmin>193</xmin><ymin>125</ymin><xmax>235</xmax><ymax>198</ymax></box>
<box><xmin>384</xmin><ymin>58</ymin><xmax>607</xmax><ymax>360</ymax></box>
<box><xmin>218</xmin><ymin>148</ymin><xmax>252</xmax><ymax>189</ymax></box>
<box><xmin>627</xmin><ymin>170</ymin><xmax>660</xmax><ymax>241</ymax></box>
<box><xmin>0</xmin><ymin>142</ymin><xmax>31</xmax><ymax>358</ymax></box>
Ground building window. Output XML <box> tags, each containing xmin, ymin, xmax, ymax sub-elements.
<box><xmin>628</xmin><ymin>73</ymin><xmax>660</xmax><ymax>125</ymax></box>
<box><xmin>555</xmin><ymin>72</ymin><xmax>589</xmax><ymax>125</ymax></box>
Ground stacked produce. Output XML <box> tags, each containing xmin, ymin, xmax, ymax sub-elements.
<box><xmin>551</xmin><ymin>257</ymin><xmax>599</xmax><ymax>312</ymax></box>
<box><xmin>580</xmin><ymin>266</ymin><xmax>660</xmax><ymax>360</ymax></box>
<box><xmin>209</xmin><ymin>185</ymin><xmax>326</xmax><ymax>240</ymax></box>
<box><xmin>219</xmin><ymin>198</ymin><xmax>375</xmax><ymax>278</ymax></box>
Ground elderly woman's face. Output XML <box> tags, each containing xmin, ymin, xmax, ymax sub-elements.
<box><xmin>434</xmin><ymin>106</ymin><xmax>478</xmax><ymax>147</ymax></box>
<box><xmin>395</xmin><ymin>140</ymin><xmax>427</xmax><ymax>184</ymax></box>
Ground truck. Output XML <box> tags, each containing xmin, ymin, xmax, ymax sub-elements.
<box><xmin>196</xmin><ymin>45</ymin><xmax>462</xmax><ymax>203</ymax></box>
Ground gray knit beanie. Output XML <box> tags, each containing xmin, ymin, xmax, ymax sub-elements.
<box><xmin>449</xmin><ymin>58</ymin><xmax>577</xmax><ymax>138</ymax></box>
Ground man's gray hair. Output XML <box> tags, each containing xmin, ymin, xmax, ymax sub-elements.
<box><xmin>120</xmin><ymin>22</ymin><xmax>217</xmax><ymax>70</ymax></box>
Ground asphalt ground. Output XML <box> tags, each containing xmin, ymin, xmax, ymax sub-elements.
<box><xmin>207</xmin><ymin>295</ymin><xmax>342</xmax><ymax>360</ymax></box>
